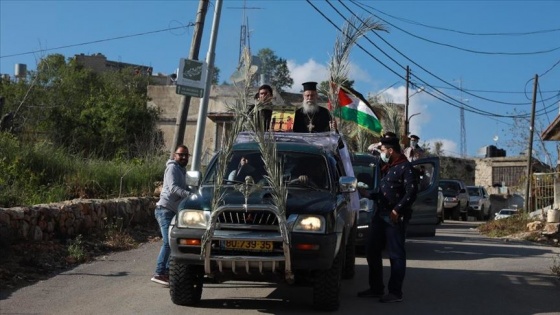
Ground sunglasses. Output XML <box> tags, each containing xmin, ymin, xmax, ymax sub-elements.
<box><xmin>175</xmin><ymin>152</ymin><xmax>190</xmax><ymax>157</ymax></box>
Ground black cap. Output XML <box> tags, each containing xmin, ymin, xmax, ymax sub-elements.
<box><xmin>383</xmin><ymin>131</ymin><xmax>396</xmax><ymax>138</ymax></box>
<box><xmin>380</xmin><ymin>136</ymin><xmax>399</xmax><ymax>147</ymax></box>
<box><xmin>409</xmin><ymin>134</ymin><xmax>420</xmax><ymax>140</ymax></box>
<box><xmin>302</xmin><ymin>81</ymin><xmax>318</xmax><ymax>91</ymax></box>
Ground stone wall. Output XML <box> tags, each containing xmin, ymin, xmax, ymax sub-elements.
<box><xmin>0</xmin><ymin>197</ymin><xmax>157</xmax><ymax>247</ymax></box>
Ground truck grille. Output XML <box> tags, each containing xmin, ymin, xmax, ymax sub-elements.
<box><xmin>216</xmin><ymin>210</ymin><xmax>279</xmax><ymax>226</ymax></box>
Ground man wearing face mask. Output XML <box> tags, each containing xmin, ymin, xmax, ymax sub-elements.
<box><xmin>403</xmin><ymin>134</ymin><xmax>425</xmax><ymax>161</ymax></box>
<box><xmin>357</xmin><ymin>136</ymin><xmax>418</xmax><ymax>303</ymax></box>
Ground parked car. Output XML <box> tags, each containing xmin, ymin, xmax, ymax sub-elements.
<box><xmin>467</xmin><ymin>185</ymin><xmax>492</xmax><ymax>221</ymax></box>
<box><xmin>439</xmin><ymin>179</ymin><xmax>470</xmax><ymax>221</ymax></box>
<box><xmin>351</xmin><ymin>152</ymin><xmax>441</xmax><ymax>239</ymax></box>
<box><xmin>494</xmin><ymin>208</ymin><xmax>517</xmax><ymax>220</ymax></box>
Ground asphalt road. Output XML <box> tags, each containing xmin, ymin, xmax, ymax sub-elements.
<box><xmin>1</xmin><ymin>221</ymin><xmax>559</xmax><ymax>315</ymax></box>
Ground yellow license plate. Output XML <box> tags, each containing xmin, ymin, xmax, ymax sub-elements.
<box><xmin>221</xmin><ymin>240</ymin><xmax>273</xmax><ymax>252</ymax></box>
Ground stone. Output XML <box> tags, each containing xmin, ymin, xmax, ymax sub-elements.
<box><xmin>527</xmin><ymin>221</ymin><xmax>544</xmax><ymax>231</ymax></box>
<box><xmin>542</xmin><ymin>223</ymin><xmax>560</xmax><ymax>236</ymax></box>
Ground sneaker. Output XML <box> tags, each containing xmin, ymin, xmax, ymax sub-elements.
<box><xmin>379</xmin><ymin>293</ymin><xmax>403</xmax><ymax>303</ymax></box>
<box><xmin>357</xmin><ymin>288</ymin><xmax>384</xmax><ymax>298</ymax></box>
<box><xmin>151</xmin><ymin>274</ymin><xmax>169</xmax><ymax>286</ymax></box>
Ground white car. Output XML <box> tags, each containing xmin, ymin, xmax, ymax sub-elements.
<box><xmin>494</xmin><ymin>209</ymin><xmax>517</xmax><ymax>220</ymax></box>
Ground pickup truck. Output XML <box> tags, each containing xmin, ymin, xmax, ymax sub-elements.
<box><xmin>168</xmin><ymin>132</ymin><xmax>358</xmax><ymax>311</ymax></box>
<box><xmin>467</xmin><ymin>185</ymin><xmax>492</xmax><ymax>220</ymax></box>
<box><xmin>439</xmin><ymin>179</ymin><xmax>470</xmax><ymax>221</ymax></box>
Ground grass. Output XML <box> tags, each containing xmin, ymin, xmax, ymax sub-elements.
<box><xmin>67</xmin><ymin>234</ymin><xmax>88</xmax><ymax>263</ymax></box>
<box><xmin>0</xmin><ymin>132</ymin><xmax>167</xmax><ymax>207</ymax></box>
<box><xmin>477</xmin><ymin>213</ymin><xmax>532</xmax><ymax>238</ymax></box>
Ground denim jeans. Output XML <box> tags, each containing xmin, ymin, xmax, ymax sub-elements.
<box><xmin>365</xmin><ymin>213</ymin><xmax>408</xmax><ymax>297</ymax></box>
<box><xmin>154</xmin><ymin>206</ymin><xmax>176</xmax><ymax>275</ymax></box>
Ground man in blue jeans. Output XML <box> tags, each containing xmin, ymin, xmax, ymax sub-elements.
<box><xmin>357</xmin><ymin>136</ymin><xmax>418</xmax><ymax>303</ymax></box>
<box><xmin>151</xmin><ymin>145</ymin><xmax>192</xmax><ymax>286</ymax></box>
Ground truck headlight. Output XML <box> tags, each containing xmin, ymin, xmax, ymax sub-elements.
<box><xmin>177</xmin><ymin>210</ymin><xmax>207</xmax><ymax>228</ymax></box>
<box><xmin>293</xmin><ymin>215</ymin><xmax>325</xmax><ymax>233</ymax></box>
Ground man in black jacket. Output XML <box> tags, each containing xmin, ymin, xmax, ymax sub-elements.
<box><xmin>357</xmin><ymin>136</ymin><xmax>418</xmax><ymax>303</ymax></box>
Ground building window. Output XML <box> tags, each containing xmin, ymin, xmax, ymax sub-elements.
<box><xmin>492</xmin><ymin>166</ymin><xmax>525</xmax><ymax>188</ymax></box>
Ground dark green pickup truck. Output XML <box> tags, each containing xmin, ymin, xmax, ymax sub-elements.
<box><xmin>168</xmin><ymin>132</ymin><xmax>358</xmax><ymax>311</ymax></box>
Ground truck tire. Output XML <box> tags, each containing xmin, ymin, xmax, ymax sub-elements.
<box><xmin>169</xmin><ymin>258</ymin><xmax>204</xmax><ymax>306</ymax></box>
<box><xmin>461</xmin><ymin>208</ymin><xmax>469</xmax><ymax>221</ymax></box>
<box><xmin>342</xmin><ymin>225</ymin><xmax>356</xmax><ymax>279</ymax></box>
<box><xmin>452</xmin><ymin>205</ymin><xmax>460</xmax><ymax>220</ymax></box>
<box><xmin>478</xmin><ymin>206</ymin><xmax>485</xmax><ymax>221</ymax></box>
<box><xmin>313</xmin><ymin>242</ymin><xmax>343</xmax><ymax>311</ymax></box>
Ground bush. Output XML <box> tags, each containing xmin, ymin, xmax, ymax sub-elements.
<box><xmin>0</xmin><ymin>132</ymin><xmax>166</xmax><ymax>207</ymax></box>
<box><xmin>477</xmin><ymin>213</ymin><xmax>531</xmax><ymax>238</ymax></box>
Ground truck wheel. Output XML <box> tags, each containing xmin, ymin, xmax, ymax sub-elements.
<box><xmin>452</xmin><ymin>206</ymin><xmax>460</xmax><ymax>220</ymax></box>
<box><xmin>485</xmin><ymin>206</ymin><xmax>492</xmax><ymax>220</ymax></box>
<box><xmin>313</xmin><ymin>242</ymin><xmax>343</xmax><ymax>311</ymax></box>
<box><xmin>478</xmin><ymin>206</ymin><xmax>485</xmax><ymax>221</ymax></box>
<box><xmin>461</xmin><ymin>208</ymin><xmax>469</xmax><ymax>221</ymax></box>
<box><xmin>342</xmin><ymin>225</ymin><xmax>356</xmax><ymax>279</ymax></box>
<box><xmin>169</xmin><ymin>258</ymin><xmax>204</xmax><ymax>306</ymax></box>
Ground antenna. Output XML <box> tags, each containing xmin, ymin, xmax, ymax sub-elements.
<box><xmin>227</xmin><ymin>0</ymin><xmax>263</xmax><ymax>65</ymax></box>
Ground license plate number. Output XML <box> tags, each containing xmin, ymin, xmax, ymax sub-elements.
<box><xmin>221</xmin><ymin>240</ymin><xmax>273</xmax><ymax>252</ymax></box>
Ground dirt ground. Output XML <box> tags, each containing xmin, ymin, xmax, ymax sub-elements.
<box><xmin>0</xmin><ymin>226</ymin><xmax>161</xmax><ymax>293</ymax></box>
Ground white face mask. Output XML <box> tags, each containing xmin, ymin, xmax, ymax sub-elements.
<box><xmin>381</xmin><ymin>151</ymin><xmax>390</xmax><ymax>163</ymax></box>
<box><xmin>410</xmin><ymin>140</ymin><xmax>418</xmax><ymax>147</ymax></box>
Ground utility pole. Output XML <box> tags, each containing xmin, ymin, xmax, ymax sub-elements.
<box><xmin>403</xmin><ymin>65</ymin><xmax>410</xmax><ymax>147</ymax></box>
<box><xmin>459</xmin><ymin>78</ymin><xmax>467</xmax><ymax>158</ymax></box>
<box><xmin>524</xmin><ymin>74</ymin><xmax>538</xmax><ymax>213</ymax></box>
<box><xmin>170</xmin><ymin>0</ymin><xmax>209</xmax><ymax>158</ymax></box>
<box><xmin>191</xmin><ymin>0</ymin><xmax>223</xmax><ymax>171</ymax></box>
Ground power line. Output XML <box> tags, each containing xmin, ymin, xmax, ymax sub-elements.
<box><xmin>364</xmin><ymin>2</ymin><xmax>560</xmax><ymax>37</ymax></box>
<box><xmin>0</xmin><ymin>24</ymin><xmax>195</xmax><ymax>59</ymax></box>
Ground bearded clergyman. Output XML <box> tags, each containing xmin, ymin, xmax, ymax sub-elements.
<box><xmin>293</xmin><ymin>81</ymin><xmax>332</xmax><ymax>133</ymax></box>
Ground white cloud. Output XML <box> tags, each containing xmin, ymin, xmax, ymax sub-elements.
<box><xmin>286</xmin><ymin>59</ymin><xmax>371</xmax><ymax>93</ymax></box>
<box><xmin>425</xmin><ymin>138</ymin><xmax>459</xmax><ymax>157</ymax></box>
<box><xmin>376</xmin><ymin>85</ymin><xmax>431</xmax><ymax>137</ymax></box>
<box><xmin>286</xmin><ymin>59</ymin><xmax>329</xmax><ymax>93</ymax></box>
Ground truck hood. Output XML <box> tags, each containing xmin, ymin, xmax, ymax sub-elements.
<box><xmin>181</xmin><ymin>185</ymin><xmax>336</xmax><ymax>215</ymax></box>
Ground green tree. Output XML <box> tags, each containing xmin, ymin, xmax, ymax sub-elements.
<box><xmin>255</xmin><ymin>48</ymin><xmax>293</xmax><ymax>92</ymax></box>
<box><xmin>0</xmin><ymin>53</ymin><xmax>162</xmax><ymax>159</ymax></box>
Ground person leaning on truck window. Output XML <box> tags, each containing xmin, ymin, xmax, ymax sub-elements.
<box><xmin>151</xmin><ymin>145</ymin><xmax>192</xmax><ymax>286</ymax></box>
<box><xmin>357</xmin><ymin>136</ymin><xmax>418</xmax><ymax>303</ymax></box>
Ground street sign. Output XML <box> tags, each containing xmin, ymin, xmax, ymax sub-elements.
<box><xmin>176</xmin><ymin>58</ymin><xmax>207</xmax><ymax>88</ymax></box>
<box><xmin>176</xmin><ymin>85</ymin><xmax>204</xmax><ymax>98</ymax></box>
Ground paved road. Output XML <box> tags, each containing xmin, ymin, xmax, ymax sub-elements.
<box><xmin>1</xmin><ymin>221</ymin><xmax>559</xmax><ymax>315</ymax></box>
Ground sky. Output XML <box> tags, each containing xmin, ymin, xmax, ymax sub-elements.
<box><xmin>1</xmin><ymin>0</ymin><xmax>560</xmax><ymax>163</ymax></box>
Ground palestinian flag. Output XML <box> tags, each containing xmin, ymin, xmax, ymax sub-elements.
<box><xmin>332</xmin><ymin>85</ymin><xmax>383</xmax><ymax>135</ymax></box>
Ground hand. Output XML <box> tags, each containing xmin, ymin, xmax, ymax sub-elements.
<box><xmin>297</xmin><ymin>175</ymin><xmax>309</xmax><ymax>184</ymax></box>
<box><xmin>390</xmin><ymin>209</ymin><xmax>400</xmax><ymax>224</ymax></box>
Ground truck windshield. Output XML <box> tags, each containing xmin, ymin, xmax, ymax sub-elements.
<box><xmin>205</xmin><ymin>151</ymin><xmax>330</xmax><ymax>190</ymax></box>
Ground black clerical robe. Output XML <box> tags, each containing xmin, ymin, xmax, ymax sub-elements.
<box><xmin>293</xmin><ymin>106</ymin><xmax>331</xmax><ymax>133</ymax></box>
